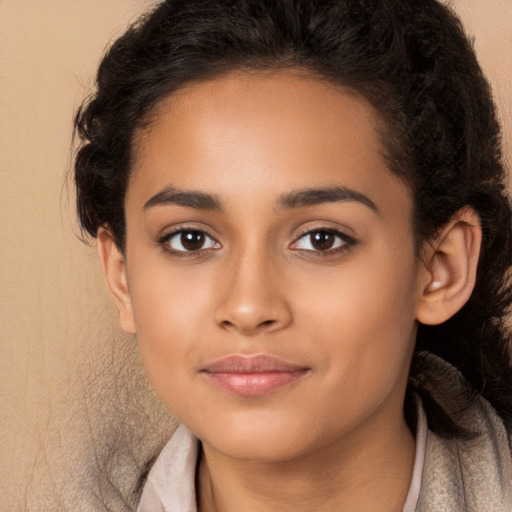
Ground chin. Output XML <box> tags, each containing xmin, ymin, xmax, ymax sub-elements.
<box><xmin>192</xmin><ymin>411</ymin><xmax>326</xmax><ymax>463</ymax></box>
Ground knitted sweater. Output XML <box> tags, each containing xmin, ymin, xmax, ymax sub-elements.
<box><xmin>413</xmin><ymin>354</ymin><xmax>512</xmax><ymax>511</ymax></box>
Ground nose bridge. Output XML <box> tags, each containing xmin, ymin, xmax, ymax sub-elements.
<box><xmin>214</xmin><ymin>238</ymin><xmax>291</xmax><ymax>334</ymax></box>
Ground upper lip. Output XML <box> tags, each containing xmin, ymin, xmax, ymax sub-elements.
<box><xmin>202</xmin><ymin>354</ymin><xmax>308</xmax><ymax>373</ymax></box>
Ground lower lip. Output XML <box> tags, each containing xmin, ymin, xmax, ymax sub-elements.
<box><xmin>204</xmin><ymin>370</ymin><xmax>308</xmax><ymax>396</ymax></box>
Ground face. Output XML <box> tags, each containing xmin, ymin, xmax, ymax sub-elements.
<box><xmin>116</xmin><ymin>71</ymin><xmax>427</xmax><ymax>462</ymax></box>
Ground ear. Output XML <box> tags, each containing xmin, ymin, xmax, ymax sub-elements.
<box><xmin>97</xmin><ymin>227</ymin><xmax>136</xmax><ymax>334</ymax></box>
<box><xmin>416</xmin><ymin>207</ymin><xmax>482</xmax><ymax>325</ymax></box>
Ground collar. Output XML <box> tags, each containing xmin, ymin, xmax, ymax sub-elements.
<box><xmin>137</xmin><ymin>423</ymin><xmax>198</xmax><ymax>512</ymax></box>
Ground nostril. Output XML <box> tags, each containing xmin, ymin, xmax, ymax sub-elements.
<box><xmin>258</xmin><ymin>319</ymin><xmax>276</xmax><ymax>328</ymax></box>
<box><xmin>220</xmin><ymin>320</ymin><xmax>235</xmax><ymax>330</ymax></box>
<box><xmin>219</xmin><ymin>318</ymin><xmax>278</xmax><ymax>333</ymax></box>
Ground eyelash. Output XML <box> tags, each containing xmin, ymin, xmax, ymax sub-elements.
<box><xmin>157</xmin><ymin>228</ymin><xmax>220</xmax><ymax>258</ymax></box>
<box><xmin>289</xmin><ymin>227</ymin><xmax>357</xmax><ymax>256</ymax></box>
<box><xmin>157</xmin><ymin>227</ymin><xmax>356</xmax><ymax>257</ymax></box>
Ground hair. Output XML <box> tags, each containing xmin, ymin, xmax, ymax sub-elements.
<box><xmin>74</xmin><ymin>0</ymin><xmax>512</xmax><ymax>436</ymax></box>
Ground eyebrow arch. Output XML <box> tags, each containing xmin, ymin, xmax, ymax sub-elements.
<box><xmin>143</xmin><ymin>187</ymin><xmax>222</xmax><ymax>211</ymax></box>
<box><xmin>278</xmin><ymin>186</ymin><xmax>379</xmax><ymax>213</ymax></box>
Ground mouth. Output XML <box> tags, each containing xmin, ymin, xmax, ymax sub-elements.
<box><xmin>201</xmin><ymin>354</ymin><xmax>310</xmax><ymax>397</ymax></box>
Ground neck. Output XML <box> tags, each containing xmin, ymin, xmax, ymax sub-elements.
<box><xmin>197</xmin><ymin>408</ymin><xmax>416</xmax><ymax>512</ymax></box>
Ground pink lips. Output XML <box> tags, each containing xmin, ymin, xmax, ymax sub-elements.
<box><xmin>202</xmin><ymin>355</ymin><xmax>309</xmax><ymax>396</ymax></box>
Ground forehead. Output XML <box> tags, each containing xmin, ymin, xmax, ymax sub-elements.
<box><xmin>133</xmin><ymin>70</ymin><xmax>382</xmax><ymax>168</ymax></box>
<box><xmin>128</xmin><ymin>70</ymin><xmax>410</xmax><ymax>215</ymax></box>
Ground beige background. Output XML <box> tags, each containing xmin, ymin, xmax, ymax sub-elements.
<box><xmin>0</xmin><ymin>1</ymin><xmax>510</xmax><ymax>510</ymax></box>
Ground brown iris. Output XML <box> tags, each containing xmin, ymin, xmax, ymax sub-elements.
<box><xmin>181</xmin><ymin>231</ymin><xmax>206</xmax><ymax>251</ymax></box>
<box><xmin>310</xmin><ymin>231</ymin><xmax>336</xmax><ymax>251</ymax></box>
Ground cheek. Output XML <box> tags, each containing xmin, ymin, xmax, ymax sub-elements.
<box><xmin>129</xmin><ymin>250</ymin><xmax>214</xmax><ymax>327</ymax></box>
<box><xmin>127</xmin><ymin>258</ymin><xmax>216</xmax><ymax>397</ymax></box>
<box><xmin>294</xmin><ymin>245</ymin><xmax>419</xmax><ymax>395</ymax></box>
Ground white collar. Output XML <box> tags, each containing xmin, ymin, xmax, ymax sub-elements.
<box><xmin>137</xmin><ymin>423</ymin><xmax>198</xmax><ymax>512</ymax></box>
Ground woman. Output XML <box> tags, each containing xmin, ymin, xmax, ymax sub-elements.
<box><xmin>74</xmin><ymin>0</ymin><xmax>512</xmax><ymax>510</ymax></box>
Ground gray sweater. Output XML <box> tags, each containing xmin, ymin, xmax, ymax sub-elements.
<box><xmin>415</xmin><ymin>354</ymin><xmax>512</xmax><ymax>511</ymax></box>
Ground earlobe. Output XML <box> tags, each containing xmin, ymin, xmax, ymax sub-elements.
<box><xmin>416</xmin><ymin>208</ymin><xmax>482</xmax><ymax>326</ymax></box>
<box><xmin>97</xmin><ymin>227</ymin><xmax>136</xmax><ymax>334</ymax></box>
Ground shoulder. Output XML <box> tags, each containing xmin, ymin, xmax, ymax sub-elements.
<box><xmin>414</xmin><ymin>353</ymin><xmax>512</xmax><ymax>512</ymax></box>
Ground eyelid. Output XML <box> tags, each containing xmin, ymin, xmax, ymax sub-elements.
<box><xmin>289</xmin><ymin>226</ymin><xmax>357</xmax><ymax>252</ymax></box>
<box><xmin>157</xmin><ymin>225</ymin><xmax>221</xmax><ymax>254</ymax></box>
<box><xmin>157</xmin><ymin>221</ymin><xmax>217</xmax><ymax>242</ymax></box>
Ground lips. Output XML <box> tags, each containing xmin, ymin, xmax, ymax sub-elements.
<box><xmin>201</xmin><ymin>355</ymin><xmax>309</xmax><ymax>396</ymax></box>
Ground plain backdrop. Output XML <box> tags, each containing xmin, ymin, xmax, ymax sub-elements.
<box><xmin>0</xmin><ymin>1</ymin><xmax>510</xmax><ymax>510</ymax></box>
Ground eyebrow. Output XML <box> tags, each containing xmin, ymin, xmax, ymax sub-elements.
<box><xmin>143</xmin><ymin>187</ymin><xmax>222</xmax><ymax>211</ymax></box>
<box><xmin>143</xmin><ymin>185</ymin><xmax>378</xmax><ymax>214</ymax></box>
<box><xmin>277</xmin><ymin>186</ymin><xmax>378</xmax><ymax>212</ymax></box>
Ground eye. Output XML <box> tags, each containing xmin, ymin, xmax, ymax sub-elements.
<box><xmin>160</xmin><ymin>229</ymin><xmax>220</xmax><ymax>253</ymax></box>
<box><xmin>290</xmin><ymin>228</ymin><xmax>355</xmax><ymax>252</ymax></box>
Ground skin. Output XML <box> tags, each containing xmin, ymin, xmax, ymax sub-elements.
<box><xmin>99</xmin><ymin>70</ymin><xmax>482</xmax><ymax>511</ymax></box>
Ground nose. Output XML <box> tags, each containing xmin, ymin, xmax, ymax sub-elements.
<box><xmin>214</xmin><ymin>250</ymin><xmax>293</xmax><ymax>336</ymax></box>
